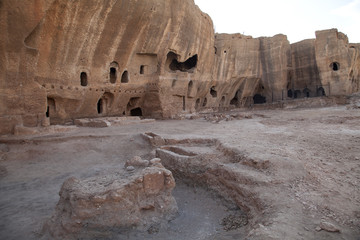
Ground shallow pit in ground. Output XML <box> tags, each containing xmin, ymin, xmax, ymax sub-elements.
<box><xmin>113</xmin><ymin>181</ymin><xmax>247</xmax><ymax>240</ymax></box>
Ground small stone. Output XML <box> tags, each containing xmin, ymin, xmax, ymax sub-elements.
<box><xmin>150</xmin><ymin>158</ymin><xmax>161</xmax><ymax>164</ymax></box>
<box><xmin>125</xmin><ymin>156</ymin><xmax>149</xmax><ymax>167</ymax></box>
<box><xmin>126</xmin><ymin>166</ymin><xmax>135</xmax><ymax>172</ymax></box>
<box><xmin>320</xmin><ymin>221</ymin><xmax>340</xmax><ymax>232</ymax></box>
<box><xmin>315</xmin><ymin>226</ymin><xmax>322</xmax><ymax>232</ymax></box>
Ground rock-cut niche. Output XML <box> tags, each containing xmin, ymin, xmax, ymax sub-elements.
<box><xmin>187</xmin><ymin>80</ymin><xmax>194</xmax><ymax>97</ymax></box>
<box><xmin>166</xmin><ymin>52</ymin><xmax>198</xmax><ymax>72</ymax></box>
<box><xmin>80</xmin><ymin>72</ymin><xmax>88</xmax><ymax>86</ymax></box>
<box><xmin>127</xmin><ymin>97</ymin><xmax>143</xmax><ymax>116</ymax></box>
<box><xmin>121</xmin><ymin>71</ymin><xmax>129</xmax><ymax>83</ymax></box>
<box><xmin>109</xmin><ymin>62</ymin><xmax>119</xmax><ymax>84</ymax></box>
<box><xmin>46</xmin><ymin>98</ymin><xmax>55</xmax><ymax>119</ymax></box>
<box><xmin>97</xmin><ymin>92</ymin><xmax>114</xmax><ymax>115</ymax></box>
<box><xmin>330</xmin><ymin>62</ymin><xmax>340</xmax><ymax>71</ymax></box>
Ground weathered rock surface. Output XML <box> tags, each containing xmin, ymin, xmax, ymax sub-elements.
<box><xmin>0</xmin><ymin>0</ymin><xmax>359</xmax><ymax>134</ymax></box>
<box><xmin>42</xmin><ymin>157</ymin><xmax>177</xmax><ymax>239</ymax></box>
<box><xmin>213</xmin><ymin>33</ymin><xmax>290</xmax><ymax>107</ymax></box>
<box><xmin>319</xmin><ymin>221</ymin><xmax>341</xmax><ymax>233</ymax></box>
<box><xmin>315</xmin><ymin>29</ymin><xmax>360</xmax><ymax>96</ymax></box>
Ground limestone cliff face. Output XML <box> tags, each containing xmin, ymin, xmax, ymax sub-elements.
<box><xmin>0</xmin><ymin>0</ymin><xmax>53</xmax><ymax>134</ymax></box>
<box><xmin>289</xmin><ymin>39</ymin><xmax>322</xmax><ymax>98</ymax></box>
<box><xmin>315</xmin><ymin>29</ymin><xmax>360</xmax><ymax>96</ymax></box>
<box><xmin>213</xmin><ymin>33</ymin><xmax>290</xmax><ymax>107</ymax></box>
<box><xmin>24</xmin><ymin>0</ymin><xmax>215</xmax><ymax>120</ymax></box>
<box><xmin>0</xmin><ymin>0</ymin><xmax>359</xmax><ymax>134</ymax></box>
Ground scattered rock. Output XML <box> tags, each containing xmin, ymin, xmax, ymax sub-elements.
<box><xmin>125</xmin><ymin>156</ymin><xmax>149</xmax><ymax>167</ymax></box>
<box><xmin>150</xmin><ymin>158</ymin><xmax>162</xmax><ymax>165</ymax></box>
<box><xmin>149</xmin><ymin>158</ymin><xmax>163</xmax><ymax>168</ymax></box>
<box><xmin>319</xmin><ymin>221</ymin><xmax>340</xmax><ymax>232</ymax></box>
<box><xmin>221</xmin><ymin>212</ymin><xmax>248</xmax><ymax>231</ymax></box>
<box><xmin>126</xmin><ymin>166</ymin><xmax>135</xmax><ymax>172</ymax></box>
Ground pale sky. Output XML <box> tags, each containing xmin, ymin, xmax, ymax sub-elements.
<box><xmin>194</xmin><ymin>0</ymin><xmax>360</xmax><ymax>43</ymax></box>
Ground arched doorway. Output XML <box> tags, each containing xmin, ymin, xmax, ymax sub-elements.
<box><xmin>97</xmin><ymin>92</ymin><xmax>114</xmax><ymax>115</ymax></box>
<box><xmin>187</xmin><ymin>81</ymin><xmax>194</xmax><ymax>97</ymax></box>
<box><xmin>287</xmin><ymin>89</ymin><xmax>293</xmax><ymax>98</ymax></box>
<box><xmin>303</xmin><ymin>88</ymin><xmax>310</xmax><ymax>98</ymax></box>
<box><xmin>317</xmin><ymin>87</ymin><xmax>326</xmax><ymax>96</ymax></box>
<box><xmin>253</xmin><ymin>94</ymin><xmax>266</xmax><ymax>104</ymax></box>
<box><xmin>130</xmin><ymin>108</ymin><xmax>143</xmax><ymax>116</ymax></box>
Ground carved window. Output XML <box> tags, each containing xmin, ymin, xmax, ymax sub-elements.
<box><xmin>121</xmin><ymin>71</ymin><xmax>129</xmax><ymax>83</ymax></box>
<box><xmin>330</xmin><ymin>62</ymin><xmax>340</xmax><ymax>71</ymax></box>
<box><xmin>80</xmin><ymin>72</ymin><xmax>87</xmax><ymax>86</ymax></box>
<box><xmin>110</xmin><ymin>67</ymin><xmax>117</xmax><ymax>83</ymax></box>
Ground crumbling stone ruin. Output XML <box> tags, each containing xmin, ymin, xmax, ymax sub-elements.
<box><xmin>0</xmin><ymin>0</ymin><xmax>359</xmax><ymax>135</ymax></box>
<box><xmin>42</xmin><ymin>156</ymin><xmax>177</xmax><ymax>239</ymax></box>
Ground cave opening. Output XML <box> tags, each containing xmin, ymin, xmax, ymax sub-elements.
<box><xmin>202</xmin><ymin>98</ymin><xmax>207</xmax><ymax>107</ymax></box>
<box><xmin>230</xmin><ymin>96</ymin><xmax>238</xmax><ymax>106</ymax></box>
<box><xmin>121</xmin><ymin>71</ymin><xmax>129</xmax><ymax>83</ymax></box>
<box><xmin>287</xmin><ymin>89</ymin><xmax>293</xmax><ymax>98</ymax></box>
<box><xmin>230</xmin><ymin>90</ymin><xmax>240</xmax><ymax>107</ymax></box>
<box><xmin>253</xmin><ymin>94</ymin><xmax>266</xmax><ymax>104</ymax></box>
<box><xmin>46</xmin><ymin>98</ymin><xmax>55</xmax><ymax>118</ymax></box>
<box><xmin>167</xmin><ymin>52</ymin><xmax>198</xmax><ymax>72</ymax></box>
<box><xmin>303</xmin><ymin>88</ymin><xmax>310</xmax><ymax>98</ymax></box>
<box><xmin>140</xmin><ymin>65</ymin><xmax>145</xmax><ymax>74</ymax></box>
<box><xmin>130</xmin><ymin>108</ymin><xmax>143</xmax><ymax>116</ymax></box>
<box><xmin>317</xmin><ymin>87</ymin><xmax>326</xmax><ymax>96</ymax></box>
<box><xmin>97</xmin><ymin>99</ymin><xmax>103</xmax><ymax>114</ymax></box>
<box><xmin>80</xmin><ymin>72</ymin><xmax>87</xmax><ymax>86</ymax></box>
<box><xmin>195</xmin><ymin>98</ymin><xmax>200</xmax><ymax>110</ymax></box>
<box><xmin>330</xmin><ymin>62</ymin><xmax>340</xmax><ymax>71</ymax></box>
<box><xmin>183</xmin><ymin>96</ymin><xmax>186</xmax><ymax>111</ymax></box>
<box><xmin>210</xmin><ymin>86</ymin><xmax>217</xmax><ymax>98</ymax></box>
<box><xmin>110</xmin><ymin>67</ymin><xmax>116</xmax><ymax>83</ymax></box>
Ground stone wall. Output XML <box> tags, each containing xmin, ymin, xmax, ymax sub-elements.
<box><xmin>0</xmin><ymin>0</ymin><xmax>359</xmax><ymax>134</ymax></box>
<box><xmin>315</xmin><ymin>29</ymin><xmax>360</xmax><ymax>96</ymax></box>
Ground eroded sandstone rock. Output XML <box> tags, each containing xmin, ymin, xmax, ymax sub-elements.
<box><xmin>42</xmin><ymin>158</ymin><xmax>177</xmax><ymax>239</ymax></box>
<box><xmin>0</xmin><ymin>0</ymin><xmax>359</xmax><ymax>135</ymax></box>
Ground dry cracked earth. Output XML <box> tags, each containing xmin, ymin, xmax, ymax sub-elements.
<box><xmin>0</xmin><ymin>103</ymin><xmax>360</xmax><ymax>239</ymax></box>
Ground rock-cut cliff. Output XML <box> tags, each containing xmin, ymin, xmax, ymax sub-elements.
<box><xmin>0</xmin><ymin>0</ymin><xmax>359</xmax><ymax>134</ymax></box>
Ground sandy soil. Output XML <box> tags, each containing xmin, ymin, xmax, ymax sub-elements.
<box><xmin>0</xmin><ymin>104</ymin><xmax>359</xmax><ymax>239</ymax></box>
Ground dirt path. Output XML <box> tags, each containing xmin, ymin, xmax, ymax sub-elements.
<box><xmin>0</xmin><ymin>105</ymin><xmax>359</xmax><ymax>239</ymax></box>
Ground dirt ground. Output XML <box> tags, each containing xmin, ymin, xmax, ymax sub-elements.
<box><xmin>0</xmin><ymin>103</ymin><xmax>360</xmax><ymax>239</ymax></box>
